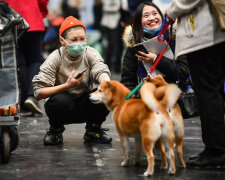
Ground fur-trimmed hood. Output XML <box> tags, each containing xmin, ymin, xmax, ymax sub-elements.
<box><xmin>122</xmin><ymin>25</ymin><xmax>135</xmax><ymax>48</ymax></box>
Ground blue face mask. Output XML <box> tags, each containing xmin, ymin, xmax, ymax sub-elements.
<box><xmin>143</xmin><ymin>25</ymin><xmax>162</xmax><ymax>35</ymax></box>
<box><xmin>61</xmin><ymin>36</ymin><xmax>86</xmax><ymax>57</ymax></box>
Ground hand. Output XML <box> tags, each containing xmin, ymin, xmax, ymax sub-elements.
<box><xmin>165</xmin><ymin>9</ymin><xmax>173</xmax><ymax>20</ymax></box>
<box><xmin>100</xmin><ymin>76</ymin><xmax>110</xmax><ymax>83</ymax></box>
<box><xmin>65</xmin><ymin>70</ymin><xmax>85</xmax><ymax>89</ymax></box>
<box><xmin>135</xmin><ymin>51</ymin><xmax>157</xmax><ymax>63</ymax></box>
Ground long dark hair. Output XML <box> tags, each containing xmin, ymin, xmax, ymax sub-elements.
<box><xmin>132</xmin><ymin>2</ymin><xmax>163</xmax><ymax>44</ymax></box>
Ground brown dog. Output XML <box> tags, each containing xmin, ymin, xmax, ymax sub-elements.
<box><xmin>89</xmin><ymin>77</ymin><xmax>182</xmax><ymax>176</ymax></box>
<box><xmin>146</xmin><ymin>75</ymin><xmax>186</xmax><ymax>169</ymax></box>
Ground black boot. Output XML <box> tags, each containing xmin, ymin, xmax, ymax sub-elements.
<box><xmin>83</xmin><ymin>124</ymin><xmax>112</xmax><ymax>143</ymax></box>
<box><xmin>189</xmin><ymin>149</ymin><xmax>209</xmax><ymax>160</ymax></box>
<box><xmin>187</xmin><ymin>149</ymin><xmax>225</xmax><ymax>170</ymax></box>
<box><xmin>43</xmin><ymin>126</ymin><xmax>65</xmax><ymax>146</ymax></box>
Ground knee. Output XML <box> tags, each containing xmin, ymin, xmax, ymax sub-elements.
<box><xmin>45</xmin><ymin>93</ymin><xmax>74</xmax><ymax>112</ymax></box>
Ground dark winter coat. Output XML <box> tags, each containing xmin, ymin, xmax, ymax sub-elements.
<box><xmin>121</xmin><ymin>26</ymin><xmax>190</xmax><ymax>91</ymax></box>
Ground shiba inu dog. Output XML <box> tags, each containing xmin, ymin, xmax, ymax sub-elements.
<box><xmin>145</xmin><ymin>75</ymin><xmax>186</xmax><ymax>169</ymax></box>
<box><xmin>89</xmin><ymin>76</ymin><xmax>184</xmax><ymax>176</ymax></box>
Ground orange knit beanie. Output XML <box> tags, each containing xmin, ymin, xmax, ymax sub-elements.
<box><xmin>59</xmin><ymin>16</ymin><xmax>86</xmax><ymax>36</ymax></box>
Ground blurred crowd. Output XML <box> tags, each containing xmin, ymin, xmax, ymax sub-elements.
<box><xmin>1</xmin><ymin>0</ymin><xmax>172</xmax><ymax>116</ymax></box>
<box><xmin>44</xmin><ymin>0</ymin><xmax>135</xmax><ymax>73</ymax></box>
<box><xmin>44</xmin><ymin>0</ymin><xmax>171</xmax><ymax>73</ymax></box>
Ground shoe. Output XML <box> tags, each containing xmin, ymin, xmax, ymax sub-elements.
<box><xmin>25</xmin><ymin>96</ymin><xmax>44</xmax><ymax>115</ymax></box>
<box><xmin>186</xmin><ymin>153</ymin><xmax>225</xmax><ymax>170</ymax></box>
<box><xmin>189</xmin><ymin>149</ymin><xmax>225</xmax><ymax>160</ymax></box>
<box><xmin>19</xmin><ymin>108</ymin><xmax>33</xmax><ymax>117</ymax></box>
<box><xmin>43</xmin><ymin>127</ymin><xmax>65</xmax><ymax>146</ymax></box>
<box><xmin>189</xmin><ymin>149</ymin><xmax>209</xmax><ymax>160</ymax></box>
<box><xmin>83</xmin><ymin>124</ymin><xmax>112</xmax><ymax>143</ymax></box>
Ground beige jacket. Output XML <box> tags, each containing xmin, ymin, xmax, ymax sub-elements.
<box><xmin>33</xmin><ymin>46</ymin><xmax>111</xmax><ymax>99</ymax></box>
<box><xmin>167</xmin><ymin>0</ymin><xmax>225</xmax><ymax>59</ymax></box>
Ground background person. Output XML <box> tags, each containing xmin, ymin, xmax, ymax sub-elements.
<box><xmin>4</xmin><ymin>0</ymin><xmax>49</xmax><ymax>116</ymax></box>
<box><xmin>166</xmin><ymin>0</ymin><xmax>225</xmax><ymax>168</ymax></box>
<box><xmin>121</xmin><ymin>2</ymin><xmax>190</xmax><ymax>92</ymax></box>
<box><xmin>100</xmin><ymin>0</ymin><xmax>123</xmax><ymax>73</ymax></box>
<box><xmin>33</xmin><ymin>16</ymin><xmax>112</xmax><ymax>146</ymax></box>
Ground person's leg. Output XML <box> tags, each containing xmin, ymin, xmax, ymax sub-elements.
<box><xmin>114</xmin><ymin>23</ymin><xmax>123</xmax><ymax>73</ymax></box>
<box><xmin>21</xmin><ymin>31</ymin><xmax>44</xmax><ymax>114</ymax></box>
<box><xmin>44</xmin><ymin>90</ymin><xmax>111</xmax><ymax>145</ymax></box>
<box><xmin>104</xmin><ymin>27</ymin><xmax>114</xmax><ymax>71</ymax></box>
<box><xmin>22</xmin><ymin>31</ymin><xmax>44</xmax><ymax>96</ymax></box>
<box><xmin>107</xmin><ymin>26</ymin><xmax>122</xmax><ymax>73</ymax></box>
<box><xmin>76</xmin><ymin>89</ymin><xmax>112</xmax><ymax>143</ymax></box>
<box><xmin>16</xmin><ymin>40</ymin><xmax>29</xmax><ymax>114</ymax></box>
<box><xmin>43</xmin><ymin>92</ymin><xmax>82</xmax><ymax>145</ymax></box>
<box><xmin>186</xmin><ymin>42</ymin><xmax>225</xmax><ymax>168</ymax></box>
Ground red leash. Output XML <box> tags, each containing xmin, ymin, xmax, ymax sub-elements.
<box><xmin>149</xmin><ymin>15</ymin><xmax>174</xmax><ymax>74</ymax></box>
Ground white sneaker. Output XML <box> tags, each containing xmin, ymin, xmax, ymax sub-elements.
<box><xmin>24</xmin><ymin>96</ymin><xmax>44</xmax><ymax>115</ymax></box>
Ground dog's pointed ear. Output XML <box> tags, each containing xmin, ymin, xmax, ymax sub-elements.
<box><xmin>106</xmin><ymin>81</ymin><xmax>111</xmax><ymax>88</ymax></box>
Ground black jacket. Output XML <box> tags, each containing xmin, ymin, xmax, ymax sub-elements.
<box><xmin>121</xmin><ymin>26</ymin><xmax>190</xmax><ymax>91</ymax></box>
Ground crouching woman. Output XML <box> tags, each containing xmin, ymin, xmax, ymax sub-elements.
<box><xmin>33</xmin><ymin>16</ymin><xmax>112</xmax><ymax>146</ymax></box>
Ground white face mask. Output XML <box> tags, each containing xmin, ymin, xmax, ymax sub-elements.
<box><xmin>61</xmin><ymin>36</ymin><xmax>86</xmax><ymax>57</ymax></box>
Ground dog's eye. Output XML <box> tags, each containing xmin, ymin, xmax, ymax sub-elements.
<box><xmin>98</xmin><ymin>89</ymin><xmax>102</xmax><ymax>92</ymax></box>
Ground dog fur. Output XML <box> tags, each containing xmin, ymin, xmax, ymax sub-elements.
<box><xmin>89</xmin><ymin>76</ymin><xmax>185</xmax><ymax>176</ymax></box>
<box><xmin>145</xmin><ymin>75</ymin><xmax>186</xmax><ymax>168</ymax></box>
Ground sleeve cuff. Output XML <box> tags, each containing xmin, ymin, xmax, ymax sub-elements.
<box><xmin>99</xmin><ymin>73</ymin><xmax>110</xmax><ymax>83</ymax></box>
<box><xmin>34</xmin><ymin>89</ymin><xmax>40</xmax><ymax>99</ymax></box>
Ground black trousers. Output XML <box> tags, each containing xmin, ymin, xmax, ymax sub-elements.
<box><xmin>44</xmin><ymin>89</ymin><xmax>110</xmax><ymax>129</ymax></box>
<box><xmin>17</xmin><ymin>31</ymin><xmax>44</xmax><ymax>108</ymax></box>
<box><xmin>102</xmin><ymin>25</ymin><xmax>123</xmax><ymax>72</ymax></box>
<box><xmin>186</xmin><ymin>42</ymin><xmax>225</xmax><ymax>154</ymax></box>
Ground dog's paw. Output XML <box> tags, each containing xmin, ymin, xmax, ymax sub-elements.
<box><xmin>179</xmin><ymin>162</ymin><xmax>186</xmax><ymax>168</ymax></box>
<box><xmin>178</xmin><ymin>156</ymin><xmax>186</xmax><ymax>168</ymax></box>
<box><xmin>160</xmin><ymin>162</ymin><xmax>168</xmax><ymax>169</ymax></box>
<box><xmin>168</xmin><ymin>168</ymin><xmax>176</xmax><ymax>175</ymax></box>
<box><xmin>121</xmin><ymin>160</ymin><xmax>129</xmax><ymax>167</ymax></box>
<box><xmin>143</xmin><ymin>170</ymin><xmax>153</xmax><ymax>176</ymax></box>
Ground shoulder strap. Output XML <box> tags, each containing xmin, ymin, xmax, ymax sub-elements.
<box><xmin>58</xmin><ymin>48</ymin><xmax>61</xmax><ymax>57</ymax></box>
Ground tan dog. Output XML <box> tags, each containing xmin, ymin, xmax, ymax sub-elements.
<box><xmin>89</xmin><ymin>78</ymin><xmax>181</xmax><ymax>176</ymax></box>
<box><xmin>146</xmin><ymin>75</ymin><xmax>186</xmax><ymax>169</ymax></box>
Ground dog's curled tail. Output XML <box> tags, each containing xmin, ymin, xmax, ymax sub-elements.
<box><xmin>140</xmin><ymin>82</ymin><xmax>182</xmax><ymax>112</ymax></box>
<box><xmin>140</xmin><ymin>82</ymin><xmax>160</xmax><ymax>113</ymax></box>
<box><xmin>167</xmin><ymin>84</ymin><xmax>181</xmax><ymax>109</ymax></box>
<box><xmin>157</xmin><ymin>84</ymin><xmax>181</xmax><ymax>109</ymax></box>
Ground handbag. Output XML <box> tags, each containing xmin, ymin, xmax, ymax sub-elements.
<box><xmin>176</xmin><ymin>64</ymin><xmax>199</xmax><ymax>119</ymax></box>
<box><xmin>178</xmin><ymin>85</ymin><xmax>199</xmax><ymax>119</ymax></box>
<box><xmin>208</xmin><ymin>0</ymin><xmax>225</xmax><ymax>31</ymax></box>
